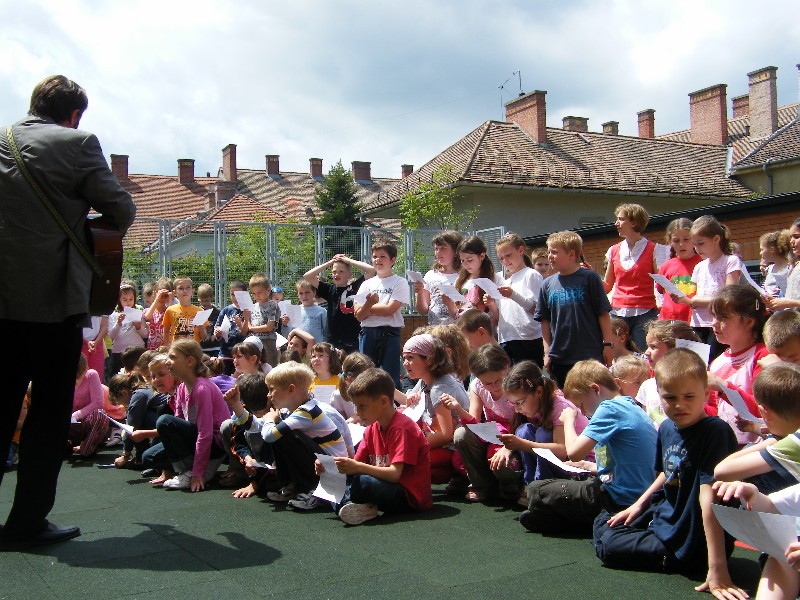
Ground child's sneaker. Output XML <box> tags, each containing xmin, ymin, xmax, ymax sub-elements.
<box><xmin>338</xmin><ymin>502</ymin><xmax>378</xmax><ymax>525</ymax></box>
<box><xmin>266</xmin><ymin>485</ymin><xmax>297</xmax><ymax>502</ymax></box>
<box><xmin>288</xmin><ymin>492</ymin><xmax>322</xmax><ymax>511</ymax></box>
<box><xmin>105</xmin><ymin>428</ymin><xmax>123</xmax><ymax>447</ymax></box>
<box><xmin>162</xmin><ymin>472</ymin><xmax>192</xmax><ymax>490</ymax></box>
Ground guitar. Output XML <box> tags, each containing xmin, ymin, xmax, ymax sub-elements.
<box><xmin>85</xmin><ymin>217</ymin><xmax>123</xmax><ymax>316</ymax></box>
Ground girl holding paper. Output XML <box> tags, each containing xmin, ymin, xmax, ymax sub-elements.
<box><xmin>453</xmin><ymin>236</ymin><xmax>502</xmax><ymax>328</ymax></box>
<box><xmin>414</xmin><ymin>231</ymin><xmax>462</xmax><ymax>326</ymax></box>
<box><xmin>108</xmin><ymin>281</ymin><xmax>149</xmax><ymax>376</ymax></box>
<box><xmin>656</xmin><ymin>218</ymin><xmax>701</xmax><ymax>323</ymax></box>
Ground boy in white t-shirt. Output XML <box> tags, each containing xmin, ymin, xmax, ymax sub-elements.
<box><xmin>354</xmin><ymin>242</ymin><xmax>410</xmax><ymax>388</ymax></box>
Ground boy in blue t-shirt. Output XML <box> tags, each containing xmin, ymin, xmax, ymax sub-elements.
<box><xmin>533</xmin><ymin>231</ymin><xmax>613</xmax><ymax>388</ymax></box>
<box><xmin>593</xmin><ymin>349</ymin><xmax>744</xmax><ymax>598</ymax></box>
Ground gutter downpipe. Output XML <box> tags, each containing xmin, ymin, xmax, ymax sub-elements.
<box><xmin>763</xmin><ymin>158</ymin><xmax>774</xmax><ymax>196</ymax></box>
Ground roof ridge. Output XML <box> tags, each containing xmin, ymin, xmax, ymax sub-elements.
<box><xmin>734</xmin><ymin>117</ymin><xmax>800</xmax><ymax>166</ymax></box>
<box><xmin>463</xmin><ymin>121</ymin><xmax>493</xmax><ymax>178</ymax></box>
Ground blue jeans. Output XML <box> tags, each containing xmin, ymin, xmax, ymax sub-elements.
<box><xmin>360</xmin><ymin>326</ymin><xmax>401</xmax><ymax>389</ymax></box>
<box><xmin>516</xmin><ymin>422</ymin><xmax>567</xmax><ymax>484</ymax></box>
<box><xmin>336</xmin><ymin>474</ymin><xmax>410</xmax><ymax>515</ymax></box>
<box><xmin>141</xmin><ymin>414</ymin><xmax>223</xmax><ymax>473</ymax></box>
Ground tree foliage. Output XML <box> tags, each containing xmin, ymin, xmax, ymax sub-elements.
<box><xmin>313</xmin><ymin>160</ymin><xmax>361</xmax><ymax>227</ymax></box>
<box><xmin>398</xmin><ymin>164</ymin><xmax>479</xmax><ymax>231</ymax></box>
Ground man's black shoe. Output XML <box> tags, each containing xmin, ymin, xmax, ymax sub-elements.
<box><xmin>0</xmin><ymin>521</ymin><xmax>80</xmax><ymax>551</ymax></box>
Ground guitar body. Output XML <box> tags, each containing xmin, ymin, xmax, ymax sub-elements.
<box><xmin>85</xmin><ymin>217</ymin><xmax>123</xmax><ymax>316</ymax></box>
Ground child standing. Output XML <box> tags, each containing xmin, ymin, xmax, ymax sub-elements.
<box><xmin>656</xmin><ymin>218</ymin><xmax>702</xmax><ymax>322</ymax></box>
<box><xmin>672</xmin><ymin>215</ymin><xmax>743</xmax><ymax>361</ymax></box>
<box><xmin>354</xmin><ymin>241</ymin><xmax>410</xmax><ymax>389</ymax></box>
<box><xmin>414</xmin><ymin>231</ymin><xmax>462</xmax><ymax>326</ymax></box>
<box><xmin>491</xmin><ymin>232</ymin><xmax>543</xmax><ymax>366</ymax></box>
<box><xmin>214</xmin><ymin>280</ymin><xmax>248</xmax><ymax>375</ymax></box>
<box><xmin>534</xmin><ymin>231</ymin><xmax>614</xmax><ymax>388</ymax></box>
<box><xmin>454</xmin><ymin>236</ymin><xmax>502</xmax><ymax>327</ymax></box>
<box><xmin>760</xmin><ymin>229</ymin><xmax>792</xmax><ymax>298</ymax></box>
<box><xmin>142</xmin><ymin>340</ymin><xmax>229</xmax><ymax>491</ymax></box>
<box><xmin>530</xmin><ymin>247</ymin><xmax>551</xmax><ymax>280</ymax></box>
<box><xmin>108</xmin><ymin>281</ymin><xmax>148</xmax><ymax>376</ymax></box>
<box><xmin>162</xmin><ymin>276</ymin><xmax>204</xmax><ymax>347</ymax></box>
<box><xmin>243</xmin><ymin>273</ymin><xmax>281</xmax><ymax>368</ymax></box>
<box><xmin>290</xmin><ymin>279</ymin><xmax>327</xmax><ymax>344</ymax></box>
<box><xmin>593</xmin><ymin>349</ymin><xmax>743</xmax><ymax>598</ymax></box>
<box><xmin>143</xmin><ymin>277</ymin><xmax>173</xmax><ymax>350</ymax></box>
<box><xmin>197</xmin><ymin>283</ymin><xmax>220</xmax><ymax>356</ymax></box>
<box><xmin>767</xmin><ymin>218</ymin><xmax>800</xmax><ymax>311</ymax></box>
<box><xmin>322</xmin><ymin>368</ymin><xmax>432</xmax><ymax>525</ymax></box>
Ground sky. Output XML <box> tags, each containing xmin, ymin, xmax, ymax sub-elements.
<box><xmin>2</xmin><ymin>0</ymin><xmax>798</xmax><ymax>181</ymax></box>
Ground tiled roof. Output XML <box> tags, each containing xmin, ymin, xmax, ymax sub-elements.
<box><xmin>122</xmin><ymin>174</ymin><xmax>217</xmax><ymax>248</ymax></box>
<box><xmin>657</xmin><ymin>102</ymin><xmax>800</xmax><ymax>162</ymax></box>
<box><xmin>362</xmin><ymin>120</ymin><xmax>752</xmax><ymax>213</ymax></box>
<box><xmin>174</xmin><ymin>195</ymin><xmax>288</xmax><ymax>236</ymax></box>
<box><xmin>237</xmin><ymin>169</ymin><xmax>400</xmax><ymax>224</ymax></box>
<box><xmin>732</xmin><ymin>118</ymin><xmax>800</xmax><ymax>170</ymax></box>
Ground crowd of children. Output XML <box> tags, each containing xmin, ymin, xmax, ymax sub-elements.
<box><xmin>14</xmin><ymin>206</ymin><xmax>800</xmax><ymax>598</ymax></box>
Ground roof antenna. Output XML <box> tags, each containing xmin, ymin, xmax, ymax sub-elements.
<box><xmin>514</xmin><ymin>70</ymin><xmax>523</xmax><ymax>96</ymax></box>
<box><xmin>498</xmin><ymin>76</ymin><xmax>511</xmax><ymax>120</ymax></box>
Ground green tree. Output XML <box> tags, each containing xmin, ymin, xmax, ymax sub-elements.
<box><xmin>313</xmin><ymin>160</ymin><xmax>361</xmax><ymax>227</ymax></box>
<box><xmin>398</xmin><ymin>164</ymin><xmax>479</xmax><ymax>231</ymax></box>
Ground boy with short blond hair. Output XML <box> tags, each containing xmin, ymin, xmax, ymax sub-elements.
<box><xmin>534</xmin><ymin>231</ymin><xmax>613</xmax><ymax>387</ymax></box>
<box><xmin>262</xmin><ymin>362</ymin><xmax>348</xmax><ymax>510</ymax></box>
<box><xmin>244</xmin><ymin>273</ymin><xmax>281</xmax><ymax>367</ymax></box>
<box><xmin>354</xmin><ymin>241</ymin><xmax>410</xmax><ymax>388</ymax></box>
<box><xmin>456</xmin><ymin>308</ymin><xmax>496</xmax><ymax>349</ymax></box>
<box><xmin>593</xmin><ymin>349</ymin><xmax>743</xmax><ymax>597</ymax></box>
<box><xmin>763</xmin><ymin>310</ymin><xmax>800</xmax><ymax>366</ymax></box>
<box><xmin>162</xmin><ymin>276</ymin><xmax>203</xmax><ymax>346</ymax></box>
<box><xmin>320</xmin><ymin>368</ymin><xmax>432</xmax><ymax>525</ymax></box>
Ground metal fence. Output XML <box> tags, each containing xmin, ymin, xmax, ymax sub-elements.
<box><xmin>122</xmin><ymin>218</ymin><xmax>504</xmax><ymax>305</ymax></box>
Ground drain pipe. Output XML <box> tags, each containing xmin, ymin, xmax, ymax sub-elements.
<box><xmin>763</xmin><ymin>158</ymin><xmax>774</xmax><ymax>196</ymax></box>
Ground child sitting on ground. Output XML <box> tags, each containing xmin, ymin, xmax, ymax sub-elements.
<box><xmin>262</xmin><ymin>362</ymin><xmax>349</xmax><ymax>511</ymax></box>
<box><xmin>521</xmin><ymin>360</ymin><xmax>657</xmax><ymax>534</ymax></box>
<box><xmin>593</xmin><ymin>349</ymin><xmax>743</xmax><ymax>598</ymax></box>
<box><xmin>68</xmin><ymin>354</ymin><xmax>111</xmax><ymax>458</ymax></box>
<box><xmin>319</xmin><ymin>368</ymin><xmax>432</xmax><ymax>525</ymax></box>
<box><xmin>456</xmin><ymin>308</ymin><xmax>496</xmax><ymax>350</ymax></box>
<box><xmin>333</xmin><ymin>353</ymin><xmax>375</xmax><ymax>422</ymax></box>
<box><xmin>108</xmin><ymin>370</ymin><xmax>166</xmax><ymax>468</ymax></box>
<box><xmin>610</xmin><ymin>354</ymin><xmax>650</xmax><ymax>399</ymax></box>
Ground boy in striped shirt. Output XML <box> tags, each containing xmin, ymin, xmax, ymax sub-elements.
<box><xmin>262</xmin><ymin>362</ymin><xmax>348</xmax><ymax>510</ymax></box>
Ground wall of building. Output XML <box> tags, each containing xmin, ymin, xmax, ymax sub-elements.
<box><xmin>736</xmin><ymin>163</ymin><xmax>800</xmax><ymax>197</ymax></box>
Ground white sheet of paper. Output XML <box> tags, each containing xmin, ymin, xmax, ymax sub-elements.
<box><xmin>252</xmin><ymin>460</ymin><xmax>276</xmax><ymax>470</ymax></box>
<box><xmin>466</xmin><ymin>422</ymin><xmax>502</xmax><ymax>444</ymax></box>
<box><xmin>275</xmin><ymin>332</ymin><xmax>288</xmax><ymax>349</ymax></box>
<box><xmin>472</xmin><ymin>277</ymin><xmax>504</xmax><ymax>301</ymax></box>
<box><xmin>192</xmin><ymin>308</ymin><xmax>213</xmax><ymax>326</ymax></box>
<box><xmin>721</xmin><ymin>385</ymin><xmax>765</xmax><ymax>424</ymax></box>
<box><xmin>533</xmin><ymin>448</ymin><xmax>590</xmax><ymax>474</ymax></box>
<box><xmin>654</xmin><ymin>243</ymin><xmax>672</xmax><ymax>269</ymax></box>
<box><xmin>278</xmin><ymin>301</ymin><xmax>303</xmax><ymax>330</ymax></box>
<box><xmin>675</xmin><ymin>338</ymin><xmax>711</xmax><ymax>366</ymax></box>
<box><xmin>348</xmin><ymin>423</ymin><xmax>367</xmax><ymax>447</ymax></box>
<box><xmin>402</xmin><ymin>398</ymin><xmax>427</xmax><ymax>423</ymax></box>
<box><xmin>122</xmin><ymin>306</ymin><xmax>143</xmax><ymax>325</ymax></box>
<box><xmin>712</xmin><ymin>504</ymin><xmax>796</xmax><ymax>563</ymax></box>
<box><xmin>435</xmin><ymin>283</ymin><xmax>467</xmax><ymax>303</ymax></box>
<box><xmin>233</xmin><ymin>291</ymin><xmax>255</xmax><ymax>312</ymax></box>
<box><xmin>649</xmin><ymin>273</ymin><xmax>687</xmax><ymax>297</ymax></box>
<box><xmin>219</xmin><ymin>314</ymin><xmax>231</xmax><ymax>342</ymax></box>
<box><xmin>99</xmin><ymin>410</ymin><xmax>134</xmax><ymax>435</ymax></box>
<box><xmin>313</xmin><ymin>385</ymin><xmax>336</xmax><ymax>405</ymax></box>
<box><xmin>405</xmin><ymin>270</ymin><xmax>424</xmax><ymax>283</ymax></box>
<box><xmin>741</xmin><ymin>269</ymin><xmax>767</xmax><ymax>295</ymax></box>
<box><xmin>313</xmin><ymin>453</ymin><xmax>347</xmax><ymax>503</ymax></box>
<box><xmin>352</xmin><ymin>291</ymin><xmax>370</xmax><ymax>306</ymax></box>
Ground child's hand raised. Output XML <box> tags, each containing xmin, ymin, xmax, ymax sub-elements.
<box><xmin>223</xmin><ymin>386</ymin><xmax>241</xmax><ymax>408</ymax></box>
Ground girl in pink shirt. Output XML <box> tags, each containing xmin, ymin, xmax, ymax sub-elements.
<box><xmin>68</xmin><ymin>354</ymin><xmax>110</xmax><ymax>457</ymax></box>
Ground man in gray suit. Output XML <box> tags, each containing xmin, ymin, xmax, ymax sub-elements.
<box><xmin>0</xmin><ymin>75</ymin><xmax>135</xmax><ymax>550</ymax></box>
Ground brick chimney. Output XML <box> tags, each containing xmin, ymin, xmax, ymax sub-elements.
<box><xmin>215</xmin><ymin>180</ymin><xmax>237</xmax><ymax>205</ymax></box>
<box><xmin>602</xmin><ymin>121</ymin><xmax>619</xmax><ymax>136</ymax></box>
<box><xmin>402</xmin><ymin>164</ymin><xmax>414</xmax><ymax>178</ymax></box>
<box><xmin>562</xmin><ymin>116</ymin><xmax>589</xmax><ymax>132</ymax></box>
<box><xmin>266</xmin><ymin>155</ymin><xmax>280</xmax><ymax>177</ymax></box>
<box><xmin>352</xmin><ymin>161</ymin><xmax>372</xmax><ymax>182</ymax></box>
<box><xmin>505</xmin><ymin>90</ymin><xmax>547</xmax><ymax>144</ymax></box>
<box><xmin>178</xmin><ymin>159</ymin><xmax>195</xmax><ymax>185</ymax></box>
<box><xmin>748</xmin><ymin>66</ymin><xmax>779</xmax><ymax>139</ymax></box>
<box><xmin>222</xmin><ymin>144</ymin><xmax>237</xmax><ymax>182</ymax></box>
<box><xmin>689</xmin><ymin>84</ymin><xmax>728</xmax><ymax>145</ymax></box>
<box><xmin>310</xmin><ymin>158</ymin><xmax>323</xmax><ymax>179</ymax></box>
<box><xmin>731</xmin><ymin>94</ymin><xmax>749</xmax><ymax>119</ymax></box>
<box><xmin>637</xmin><ymin>109</ymin><xmax>655</xmax><ymax>138</ymax></box>
<box><xmin>110</xmin><ymin>154</ymin><xmax>128</xmax><ymax>180</ymax></box>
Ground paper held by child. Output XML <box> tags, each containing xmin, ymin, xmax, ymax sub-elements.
<box><xmin>233</xmin><ymin>291</ymin><xmax>255</xmax><ymax>312</ymax></box>
<box><xmin>275</xmin><ymin>332</ymin><xmax>289</xmax><ymax>349</ymax></box>
<box><xmin>313</xmin><ymin>453</ymin><xmax>347</xmax><ymax>503</ymax></box>
<box><xmin>348</xmin><ymin>423</ymin><xmax>367</xmax><ymax>447</ymax></box>
<box><xmin>401</xmin><ymin>396</ymin><xmax>427</xmax><ymax>423</ymax></box>
<box><xmin>405</xmin><ymin>270</ymin><xmax>424</xmax><ymax>283</ymax></box>
<box><xmin>192</xmin><ymin>309</ymin><xmax>213</xmax><ymax>326</ymax></box>
<box><xmin>278</xmin><ymin>301</ymin><xmax>302</xmax><ymax>330</ymax></box>
<box><xmin>466</xmin><ymin>421</ymin><xmax>502</xmax><ymax>444</ymax></box>
<box><xmin>741</xmin><ymin>269</ymin><xmax>767</xmax><ymax>295</ymax></box>
<box><xmin>649</xmin><ymin>273</ymin><xmax>687</xmax><ymax>298</ymax></box>
<box><xmin>471</xmin><ymin>277</ymin><xmax>504</xmax><ymax>301</ymax></box>
<box><xmin>434</xmin><ymin>283</ymin><xmax>467</xmax><ymax>303</ymax></box>
<box><xmin>720</xmin><ymin>385</ymin><xmax>765</xmax><ymax>424</ymax></box>
<box><xmin>99</xmin><ymin>410</ymin><xmax>134</xmax><ymax>435</ymax></box>
<box><xmin>675</xmin><ymin>338</ymin><xmax>711</xmax><ymax>366</ymax></box>
<box><xmin>219</xmin><ymin>315</ymin><xmax>231</xmax><ymax>342</ymax></box>
<box><xmin>533</xmin><ymin>448</ymin><xmax>590</xmax><ymax>474</ymax></box>
<box><xmin>122</xmin><ymin>306</ymin><xmax>143</xmax><ymax>325</ymax></box>
<box><xmin>313</xmin><ymin>385</ymin><xmax>336</xmax><ymax>405</ymax></box>
<box><xmin>712</xmin><ymin>504</ymin><xmax>796</xmax><ymax>563</ymax></box>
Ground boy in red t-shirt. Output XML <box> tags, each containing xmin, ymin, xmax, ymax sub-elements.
<box><xmin>317</xmin><ymin>368</ymin><xmax>432</xmax><ymax>525</ymax></box>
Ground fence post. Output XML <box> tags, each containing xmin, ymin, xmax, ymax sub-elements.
<box><xmin>265</xmin><ymin>223</ymin><xmax>277</xmax><ymax>281</ymax></box>
<box><xmin>214</xmin><ymin>222</ymin><xmax>227</xmax><ymax>304</ymax></box>
<box><xmin>314</xmin><ymin>224</ymin><xmax>325</xmax><ymax>267</ymax></box>
<box><xmin>361</xmin><ymin>227</ymin><xmax>371</xmax><ymax>264</ymax></box>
